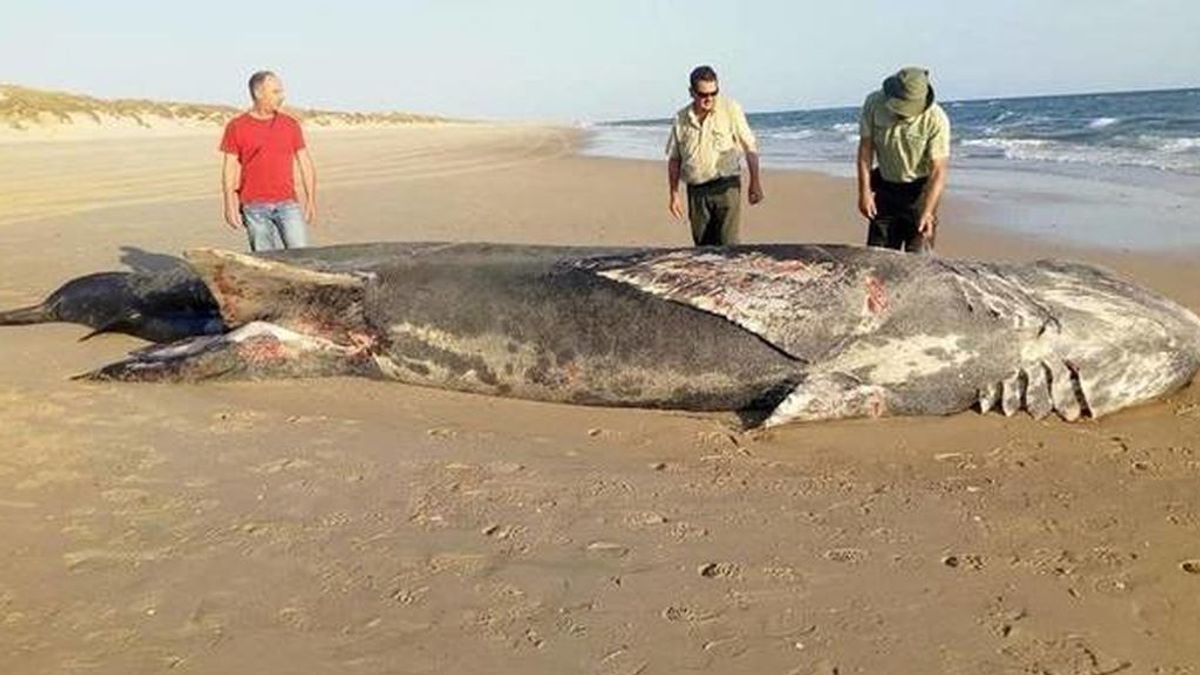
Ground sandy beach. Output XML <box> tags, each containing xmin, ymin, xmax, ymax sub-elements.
<box><xmin>1</xmin><ymin>123</ymin><xmax>1198</xmax><ymax>674</ymax></box>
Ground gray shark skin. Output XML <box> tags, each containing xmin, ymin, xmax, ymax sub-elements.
<box><xmin>6</xmin><ymin>242</ymin><xmax>1198</xmax><ymax>427</ymax></box>
<box><xmin>0</xmin><ymin>268</ymin><xmax>223</xmax><ymax>343</ymax></box>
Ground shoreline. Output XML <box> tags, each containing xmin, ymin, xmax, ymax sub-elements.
<box><xmin>5</xmin><ymin>120</ymin><xmax>1199</xmax><ymax>257</ymax></box>
<box><xmin>580</xmin><ymin>128</ymin><xmax>1200</xmax><ymax>255</ymax></box>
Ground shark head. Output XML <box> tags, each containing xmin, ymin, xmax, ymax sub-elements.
<box><xmin>1020</xmin><ymin>260</ymin><xmax>1200</xmax><ymax>418</ymax></box>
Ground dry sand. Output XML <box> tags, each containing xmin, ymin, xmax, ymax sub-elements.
<box><xmin>1</xmin><ymin>124</ymin><xmax>1198</xmax><ymax>674</ymax></box>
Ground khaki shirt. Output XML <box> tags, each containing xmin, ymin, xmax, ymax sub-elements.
<box><xmin>859</xmin><ymin>90</ymin><xmax>951</xmax><ymax>184</ymax></box>
<box><xmin>666</xmin><ymin>96</ymin><xmax>758</xmax><ymax>186</ymax></box>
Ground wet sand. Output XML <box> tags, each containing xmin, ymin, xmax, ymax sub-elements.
<box><xmin>1</xmin><ymin>124</ymin><xmax>1198</xmax><ymax>673</ymax></box>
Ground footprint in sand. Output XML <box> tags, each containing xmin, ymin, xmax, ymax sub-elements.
<box><xmin>942</xmin><ymin>554</ymin><xmax>986</xmax><ymax>570</ymax></box>
<box><xmin>276</xmin><ymin>606</ymin><xmax>314</xmax><ymax>630</ymax></box>
<box><xmin>667</xmin><ymin>521</ymin><xmax>709</xmax><ymax>541</ymax></box>
<box><xmin>624</xmin><ymin>511</ymin><xmax>669</xmax><ymax>528</ymax></box>
<box><xmin>762</xmin><ymin>564</ymin><xmax>803</xmax><ymax>584</ymax></box>
<box><xmin>428</xmin><ymin>551</ymin><xmax>492</xmax><ymax>576</ymax></box>
<box><xmin>698</xmin><ymin>562</ymin><xmax>742</xmax><ymax>579</ymax></box>
<box><xmin>696</xmin><ymin>430</ymin><xmax>742</xmax><ymax>451</ymax></box>
<box><xmin>586</xmin><ymin>541</ymin><xmax>629</xmax><ymax>557</ymax></box>
<box><xmin>388</xmin><ymin>585</ymin><xmax>430</xmax><ymax>606</ymax></box>
<box><xmin>661</xmin><ymin>605</ymin><xmax>697</xmax><ymax>622</ymax></box>
<box><xmin>481</xmin><ymin>523</ymin><xmax>526</xmax><ymax>540</ymax></box>
<box><xmin>701</xmin><ymin>635</ymin><xmax>747</xmax><ymax>658</ymax></box>
<box><xmin>1181</xmin><ymin>559</ymin><xmax>1200</xmax><ymax>575</ymax></box>
<box><xmin>285</xmin><ymin>414</ymin><xmax>329</xmax><ymax>424</ymax></box>
<box><xmin>822</xmin><ymin>548</ymin><xmax>867</xmax><ymax>564</ymax></box>
<box><xmin>210</xmin><ymin>410</ymin><xmax>266</xmax><ymax>433</ymax></box>
<box><xmin>100</xmin><ymin>487</ymin><xmax>151</xmax><ymax>505</ymax></box>
<box><xmin>248</xmin><ymin>457</ymin><xmax>315</xmax><ymax>475</ymax></box>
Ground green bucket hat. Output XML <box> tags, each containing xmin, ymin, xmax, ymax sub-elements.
<box><xmin>882</xmin><ymin>67</ymin><xmax>935</xmax><ymax>118</ymax></box>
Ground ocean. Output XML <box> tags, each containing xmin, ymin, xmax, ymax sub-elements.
<box><xmin>583</xmin><ymin>88</ymin><xmax>1200</xmax><ymax>250</ymax></box>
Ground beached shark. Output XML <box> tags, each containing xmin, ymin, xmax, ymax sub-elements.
<box><xmin>2</xmin><ymin>242</ymin><xmax>1198</xmax><ymax>427</ymax></box>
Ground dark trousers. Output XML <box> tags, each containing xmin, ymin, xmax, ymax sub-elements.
<box><xmin>867</xmin><ymin>169</ymin><xmax>933</xmax><ymax>253</ymax></box>
<box><xmin>687</xmin><ymin>176</ymin><xmax>741</xmax><ymax>246</ymax></box>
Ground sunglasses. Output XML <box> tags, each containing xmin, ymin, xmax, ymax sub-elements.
<box><xmin>691</xmin><ymin>88</ymin><xmax>719</xmax><ymax>100</ymax></box>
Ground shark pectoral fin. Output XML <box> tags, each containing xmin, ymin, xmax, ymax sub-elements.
<box><xmin>183</xmin><ymin>248</ymin><xmax>373</xmax><ymax>340</ymax></box>
<box><xmin>583</xmin><ymin>248</ymin><xmax>868</xmax><ymax>361</ymax></box>
<box><xmin>761</xmin><ymin>373</ymin><xmax>889</xmax><ymax>427</ymax></box>
<box><xmin>77</xmin><ymin>321</ymin><xmax>375</xmax><ymax>382</ymax></box>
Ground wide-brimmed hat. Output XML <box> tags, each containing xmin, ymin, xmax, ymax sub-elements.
<box><xmin>882</xmin><ymin>67</ymin><xmax>935</xmax><ymax>118</ymax></box>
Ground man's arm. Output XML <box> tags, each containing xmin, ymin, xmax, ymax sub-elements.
<box><xmin>856</xmin><ymin>138</ymin><xmax>876</xmax><ymax>220</ymax></box>
<box><xmin>917</xmin><ymin>157</ymin><xmax>948</xmax><ymax>237</ymax></box>
<box><xmin>296</xmin><ymin>148</ymin><xmax>317</xmax><ymax>226</ymax></box>
<box><xmin>668</xmin><ymin>156</ymin><xmax>684</xmax><ymax>220</ymax></box>
<box><xmin>855</xmin><ymin>94</ymin><xmax>878</xmax><ymax>220</ymax></box>
<box><xmin>221</xmin><ymin>153</ymin><xmax>242</xmax><ymax>230</ymax></box>
<box><xmin>732</xmin><ymin>103</ymin><xmax>763</xmax><ymax>205</ymax></box>
<box><xmin>744</xmin><ymin>149</ymin><xmax>763</xmax><ymax>205</ymax></box>
<box><xmin>917</xmin><ymin>110</ymin><xmax>951</xmax><ymax>237</ymax></box>
<box><xmin>666</xmin><ymin>124</ymin><xmax>685</xmax><ymax>220</ymax></box>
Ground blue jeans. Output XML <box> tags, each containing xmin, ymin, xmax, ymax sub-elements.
<box><xmin>241</xmin><ymin>201</ymin><xmax>309</xmax><ymax>251</ymax></box>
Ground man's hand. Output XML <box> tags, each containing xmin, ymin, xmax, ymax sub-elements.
<box><xmin>223</xmin><ymin>202</ymin><xmax>243</xmax><ymax>230</ymax></box>
<box><xmin>669</xmin><ymin>191</ymin><xmax>685</xmax><ymax>220</ymax></box>
<box><xmin>858</xmin><ymin>191</ymin><xmax>877</xmax><ymax>220</ymax></box>
<box><xmin>748</xmin><ymin>181</ymin><xmax>764</xmax><ymax>205</ymax></box>
<box><xmin>918</xmin><ymin>210</ymin><xmax>937</xmax><ymax>238</ymax></box>
<box><xmin>304</xmin><ymin>199</ymin><xmax>317</xmax><ymax>227</ymax></box>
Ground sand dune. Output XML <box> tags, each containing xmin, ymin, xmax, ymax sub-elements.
<box><xmin>0</xmin><ymin>84</ymin><xmax>447</xmax><ymax>143</ymax></box>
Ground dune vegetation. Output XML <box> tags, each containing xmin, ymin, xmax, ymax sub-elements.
<box><xmin>0</xmin><ymin>84</ymin><xmax>447</xmax><ymax>131</ymax></box>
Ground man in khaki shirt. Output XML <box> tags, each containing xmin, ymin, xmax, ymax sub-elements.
<box><xmin>856</xmin><ymin>67</ymin><xmax>951</xmax><ymax>252</ymax></box>
<box><xmin>666</xmin><ymin>66</ymin><xmax>764</xmax><ymax>245</ymax></box>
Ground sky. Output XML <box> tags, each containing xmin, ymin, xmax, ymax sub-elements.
<box><xmin>2</xmin><ymin>0</ymin><xmax>1197</xmax><ymax>121</ymax></box>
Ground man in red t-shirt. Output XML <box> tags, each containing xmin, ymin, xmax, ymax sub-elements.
<box><xmin>220</xmin><ymin>70</ymin><xmax>317</xmax><ymax>251</ymax></box>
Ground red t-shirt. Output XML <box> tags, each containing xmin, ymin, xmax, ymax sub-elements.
<box><xmin>219</xmin><ymin>112</ymin><xmax>306</xmax><ymax>204</ymax></box>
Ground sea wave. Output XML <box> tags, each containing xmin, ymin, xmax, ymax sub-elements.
<box><xmin>591</xmin><ymin>88</ymin><xmax>1200</xmax><ymax>175</ymax></box>
<box><xmin>961</xmin><ymin>138</ymin><xmax>1051</xmax><ymax>149</ymax></box>
<box><xmin>957</xmin><ymin>136</ymin><xmax>1199</xmax><ymax>173</ymax></box>
<box><xmin>769</xmin><ymin>129</ymin><xmax>816</xmax><ymax>140</ymax></box>
<box><xmin>1161</xmin><ymin>137</ymin><xmax>1200</xmax><ymax>153</ymax></box>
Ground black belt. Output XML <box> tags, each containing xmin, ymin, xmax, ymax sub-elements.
<box><xmin>688</xmin><ymin>175</ymin><xmax>741</xmax><ymax>190</ymax></box>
